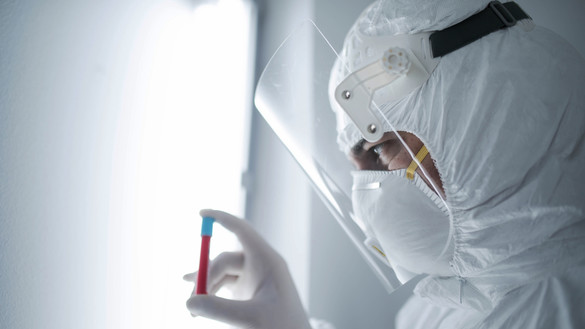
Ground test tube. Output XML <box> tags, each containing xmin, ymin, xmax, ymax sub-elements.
<box><xmin>196</xmin><ymin>216</ymin><xmax>215</xmax><ymax>295</ymax></box>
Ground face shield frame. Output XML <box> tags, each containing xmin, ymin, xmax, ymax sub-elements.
<box><xmin>254</xmin><ymin>20</ymin><xmax>448</xmax><ymax>293</ymax></box>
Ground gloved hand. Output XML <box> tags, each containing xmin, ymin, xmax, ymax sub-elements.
<box><xmin>184</xmin><ymin>209</ymin><xmax>312</xmax><ymax>329</ymax></box>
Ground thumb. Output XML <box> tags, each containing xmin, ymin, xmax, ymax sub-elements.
<box><xmin>186</xmin><ymin>294</ymin><xmax>256</xmax><ymax>327</ymax></box>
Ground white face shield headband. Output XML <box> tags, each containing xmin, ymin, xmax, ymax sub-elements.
<box><xmin>333</xmin><ymin>33</ymin><xmax>439</xmax><ymax>143</ymax></box>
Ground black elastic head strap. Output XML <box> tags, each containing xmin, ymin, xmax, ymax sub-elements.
<box><xmin>429</xmin><ymin>1</ymin><xmax>531</xmax><ymax>58</ymax></box>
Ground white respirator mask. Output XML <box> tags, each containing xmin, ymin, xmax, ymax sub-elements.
<box><xmin>351</xmin><ymin>166</ymin><xmax>454</xmax><ymax>281</ymax></box>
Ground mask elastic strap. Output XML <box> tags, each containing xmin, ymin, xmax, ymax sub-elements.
<box><xmin>406</xmin><ymin>145</ymin><xmax>429</xmax><ymax>180</ymax></box>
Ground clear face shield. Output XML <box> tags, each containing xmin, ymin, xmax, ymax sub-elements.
<box><xmin>254</xmin><ymin>21</ymin><xmax>451</xmax><ymax>293</ymax></box>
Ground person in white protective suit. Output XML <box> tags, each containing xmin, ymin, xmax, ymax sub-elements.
<box><xmin>185</xmin><ymin>0</ymin><xmax>585</xmax><ymax>328</ymax></box>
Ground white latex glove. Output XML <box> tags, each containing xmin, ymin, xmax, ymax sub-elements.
<box><xmin>184</xmin><ymin>209</ymin><xmax>312</xmax><ymax>329</ymax></box>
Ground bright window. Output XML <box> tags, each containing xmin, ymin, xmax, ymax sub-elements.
<box><xmin>106</xmin><ymin>0</ymin><xmax>256</xmax><ymax>328</ymax></box>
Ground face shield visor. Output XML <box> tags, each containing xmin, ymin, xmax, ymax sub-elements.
<box><xmin>254</xmin><ymin>20</ymin><xmax>451</xmax><ymax>293</ymax></box>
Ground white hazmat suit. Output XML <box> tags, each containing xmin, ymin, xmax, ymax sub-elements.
<box><xmin>329</xmin><ymin>0</ymin><xmax>585</xmax><ymax>328</ymax></box>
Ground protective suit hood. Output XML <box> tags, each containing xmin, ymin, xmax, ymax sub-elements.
<box><xmin>331</xmin><ymin>0</ymin><xmax>585</xmax><ymax>316</ymax></box>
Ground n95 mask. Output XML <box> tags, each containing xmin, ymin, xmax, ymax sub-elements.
<box><xmin>351</xmin><ymin>169</ymin><xmax>454</xmax><ymax>278</ymax></box>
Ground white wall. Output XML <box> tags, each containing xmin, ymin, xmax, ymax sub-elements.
<box><xmin>1</xmin><ymin>1</ymin><xmax>134</xmax><ymax>326</ymax></box>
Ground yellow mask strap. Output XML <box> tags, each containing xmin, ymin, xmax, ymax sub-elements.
<box><xmin>406</xmin><ymin>145</ymin><xmax>429</xmax><ymax>180</ymax></box>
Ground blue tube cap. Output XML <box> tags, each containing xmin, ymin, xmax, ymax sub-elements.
<box><xmin>201</xmin><ymin>216</ymin><xmax>215</xmax><ymax>236</ymax></box>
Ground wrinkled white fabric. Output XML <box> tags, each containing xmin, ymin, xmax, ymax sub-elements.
<box><xmin>351</xmin><ymin>169</ymin><xmax>453</xmax><ymax>277</ymax></box>
<box><xmin>399</xmin><ymin>265</ymin><xmax>585</xmax><ymax>328</ymax></box>
<box><xmin>396</xmin><ymin>295</ymin><xmax>485</xmax><ymax>329</ymax></box>
<box><xmin>331</xmin><ymin>1</ymin><xmax>585</xmax><ymax>328</ymax></box>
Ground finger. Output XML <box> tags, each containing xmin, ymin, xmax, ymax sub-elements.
<box><xmin>186</xmin><ymin>252</ymin><xmax>242</xmax><ymax>295</ymax></box>
<box><xmin>183</xmin><ymin>272</ymin><xmax>197</xmax><ymax>282</ymax></box>
<box><xmin>199</xmin><ymin>209</ymin><xmax>266</xmax><ymax>249</ymax></box>
<box><xmin>186</xmin><ymin>295</ymin><xmax>256</xmax><ymax>327</ymax></box>
<box><xmin>190</xmin><ymin>274</ymin><xmax>238</xmax><ymax>296</ymax></box>
<box><xmin>209</xmin><ymin>275</ymin><xmax>238</xmax><ymax>295</ymax></box>
<box><xmin>208</xmin><ymin>252</ymin><xmax>244</xmax><ymax>289</ymax></box>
